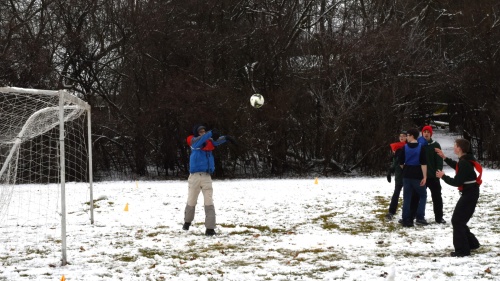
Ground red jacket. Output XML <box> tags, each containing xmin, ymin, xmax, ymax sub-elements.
<box><xmin>186</xmin><ymin>135</ymin><xmax>215</xmax><ymax>151</ymax></box>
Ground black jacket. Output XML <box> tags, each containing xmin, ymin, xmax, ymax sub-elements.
<box><xmin>442</xmin><ymin>154</ymin><xmax>479</xmax><ymax>190</ymax></box>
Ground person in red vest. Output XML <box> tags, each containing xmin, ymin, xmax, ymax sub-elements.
<box><xmin>182</xmin><ymin>124</ymin><xmax>234</xmax><ymax>236</ymax></box>
<box><xmin>385</xmin><ymin>130</ymin><xmax>418</xmax><ymax>220</ymax></box>
<box><xmin>435</xmin><ymin>138</ymin><xmax>482</xmax><ymax>257</ymax></box>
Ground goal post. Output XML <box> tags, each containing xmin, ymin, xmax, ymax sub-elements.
<box><xmin>0</xmin><ymin>86</ymin><xmax>94</xmax><ymax>266</ymax></box>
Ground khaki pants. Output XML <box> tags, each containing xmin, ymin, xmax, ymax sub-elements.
<box><xmin>187</xmin><ymin>172</ymin><xmax>213</xmax><ymax>205</ymax></box>
<box><xmin>184</xmin><ymin>172</ymin><xmax>216</xmax><ymax>229</ymax></box>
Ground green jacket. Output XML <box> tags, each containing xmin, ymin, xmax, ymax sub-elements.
<box><xmin>392</xmin><ymin>148</ymin><xmax>404</xmax><ymax>185</ymax></box>
<box><xmin>424</xmin><ymin>138</ymin><xmax>443</xmax><ymax>179</ymax></box>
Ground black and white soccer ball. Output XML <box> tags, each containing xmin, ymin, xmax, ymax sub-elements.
<box><xmin>250</xmin><ymin>94</ymin><xmax>264</xmax><ymax>108</ymax></box>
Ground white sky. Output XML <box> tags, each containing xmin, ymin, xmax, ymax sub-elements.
<box><xmin>0</xmin><ymin>129</ymin><xmax>498</xmax><ymax>281</ymax></box>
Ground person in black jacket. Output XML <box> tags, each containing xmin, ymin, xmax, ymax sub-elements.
<box><xmin>435</xmin><ymin>138</ymin><xmax>481</xmax><ymax>257</ymax></box>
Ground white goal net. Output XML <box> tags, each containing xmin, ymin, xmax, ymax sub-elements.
<box><xmin>0</xmin><ymin>87</ymin><xmax>93</xmax><ymax>265</ymax></box>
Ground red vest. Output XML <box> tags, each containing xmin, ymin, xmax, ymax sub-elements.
<box><xmin>390</xmin><ymin>141</ymin><xmax>406</xmax><ymax>153</ymax></box>
<box><xmin>186</xmin><ymin>135</ymin><xmax>215</xmax><ymax>151</ymax></box>
<box><xmin>455</xmin><ymin>160</ymin><xmax>482</xmax><ymax>191</ymax></box>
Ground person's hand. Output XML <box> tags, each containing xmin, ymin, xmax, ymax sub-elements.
<box><xmin>211</xmin><ymin>128</ymin><xmax>220</xmax><ymax>140</ymax></box>
<box><xmin>436</xmin><ymin>170</ymin><xmax>445</xmax><ymax>178</ymax></box>
<box><xmin>420</xmin><ymin>177</ymin><xmax>426</xmax><ymax>186</ymax></box>
<box><xmin>386</xmin><ymin>169</ymin><xmax>391</xmax><ymax>183</ymax></box>
<box><xmin>226</xmin><ymin>135</ymin><xmax>238</xmax><ymax>145</ymax></box>
<box><xmin>435</xmin><ymin>148</ymin><xmax>445</xmax><ymax>159</ymax></box>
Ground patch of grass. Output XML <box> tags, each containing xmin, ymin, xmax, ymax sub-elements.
<box><xmin>399</xmin><ymin>250</ymin><xmax>431</xmax><ymax>258</ymax></box>
<box><xmin>25</xmin><ymin>247</ymin><xmax>51</xmax><ymax>256</ymax></box>
<box><xmin>208</xmin><ymin>242</ymin><xmax>238</xmax><ymax>251</ymax></box>
<box><xmin>229</xmin><ymin>229</ymin><xmax>254</xmax><ymax>235</ymax></box>
<box><xmin>219</xmin><ymin>223</ymin><xmax>236</xmax><ymax>228</ymax></box>
<box><xmin>115</xmin><ymin>255</ymin><xmax>137</xmax><ymax>262</ymax></box>
<box><xmin>221</xmin><ymin>223</ymin><xmax>287</xmax><ymax>234</ymax></box>
<box><xmin>138</xmin><ymin>247</ymin><xmax>165</xmax><ymax>258</ymax></box>
<box><xmin>312</xmin><ymin>213</ymin><xmax>340</xmax><ymax>230</ymax></box>
<box><xmin>444</xmin><ymin>271</ymin><xmax>454</xmax><ymax>277</ymax></box>
<box><xmin>315</xmin><ymin>265</ymin><xmax>340</xmax><ymax>272</ymax></box>
<box><xmin>222</xmin><ymin>259</ymin><xmax>253</xmax><ymax>268</ymax></box>
<box><xmin>135</xmin><ymin>229</ymin><xmax>144</xmax><ymax>239</ymax></box>
<box><xmin>341</xmin><ymin>220</ymin><xmax>378</xmax><ymax>235</ymax></box>
<box><xmin>146</xmin><ymin>231</ymin><xmax>167</xmax><ymax>237</ymax></box>
<box><xmin>113</xmin><ymin>240</ymin><xmax>134</xmax><ymax>248</ymax></box>
<box><xmin>171</xmin><ymin>250</ymin><xmax>200</xmax><ymax>261</ymax></box>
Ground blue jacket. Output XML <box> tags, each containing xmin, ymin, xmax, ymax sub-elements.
<box><xmin>189</xmin><ymin>131</ymin><xmax>227</xmax><ymax>174</ymax></box>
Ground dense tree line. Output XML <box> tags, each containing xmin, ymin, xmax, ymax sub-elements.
<box><xmin>1</xmin><ymin>0</ymin><xmax>499</xmax><ymax>179</ymax></box>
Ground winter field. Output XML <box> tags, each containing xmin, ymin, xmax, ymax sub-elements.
<box><xmin>1</xmin><ymin>130</ymin><xmax>499</xmax><ymax>281</ymax></box>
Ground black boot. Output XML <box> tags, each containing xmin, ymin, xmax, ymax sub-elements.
<box><xmin>182</xmin><ymin>222</ymin><xmax>191</xmax><ymax>231</ymax></box>
<box><xmin>205</xmin><ymin>229</ymin><xmax>216</xmax><ymax>236</ymax></box>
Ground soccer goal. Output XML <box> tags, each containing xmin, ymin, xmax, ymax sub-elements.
<box><xmin>0</xmin><ymin>86</ymin><xmax>94</xmax><ymax>266</ymax></box>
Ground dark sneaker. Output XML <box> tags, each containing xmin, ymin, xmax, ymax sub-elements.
<box><xmin>385</xmin><ymin>213</ymin><xmax>395</xmax><ymax>220</ymax></box>
<box><xmin>415</xmin><ymin>219</ymin><xmax>428</xmax><ymax>226</ymax></box>
<box><xmin>398</xmin><ymin>219</ymin><xmax>413</xmax><ymax>227</ymax></box>
<box><xmin>435</xmin><ymin>218</ymin><xmax>446</xmax><ymax>224</ymax></box>
<box><xmin>182</xmin><ymin>222</ymin><xmax>191</xmax><ymax>231</ymax></box>
<box><xmin>470</xmin><ymin>243</ymin><xmax>481</xmax><ymax>250</ymax></box>
<box><xmin>450</xmin><ymin>251</ymin><xmax>470</xmax><ymax>257</ymax></box>
<box><xmin>205</xmin><ymin>229</ymin><xmax>216</xmax><ymax>236</ymax></box>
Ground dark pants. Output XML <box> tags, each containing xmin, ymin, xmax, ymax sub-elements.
<box><xmin>452</xmin><ymin>187</ymin><xmax>480</xmax><ymax>255</ymax></box>
<box><xmin>388</xmin><ymin>183</ymin><xmax>418</xmax><ymax>217</ymax></box>
<box><xmin>403</xmin><ymin>178</ymin><xmax>427</xmax><ymax>223</ymax></box>
<box><xmin>426</xmin><ymin>178</ymin><xmax>444</xmax><ymax>221</ymax></box>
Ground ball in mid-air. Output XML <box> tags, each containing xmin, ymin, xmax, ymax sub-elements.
<box><xmin>250</xmin><ymin>94</ymin><xmax>265</xmax><ymax>108</ymax></box>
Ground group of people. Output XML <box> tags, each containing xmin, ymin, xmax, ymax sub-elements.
<box><xmin>180</xmin><ymin>123</ymin><xmax>482</xmax><ymax>258</ymax></box>
<box><xmin>386</xmin><ymin>126</ymin><xmax>482</xmax><ymax>257</ymax></box>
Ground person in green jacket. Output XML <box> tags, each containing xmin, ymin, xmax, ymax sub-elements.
<box><xmin>421</xmin><ymin>125</ymin><xmax>446</xmax><ymax>223</ymax></box>
<box><xmin>385</xmin><ymin>131</ymin><xmax>419</xmax><ymax>220</ymax></box>
<box><xmin>436</xmin><ymin>138</ymin><xmax>481</xmax><ymax>257</ymax></box>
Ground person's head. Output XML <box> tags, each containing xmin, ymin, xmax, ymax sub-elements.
<box><xmin>454</xmin><ymin>138</ymin><xmax>470</xmax><ymax>155</ymax></box>
<box><xmin>399</xmin><ymin>130</ymin><xmax>407</xmax><ymax>143</ymax></box>
<box><xmin>193</xmin><ymin>125</ymin><xmax>206</xmax><ymax>137</ymax></box>
<box><xmin>422</xmin><ymin>125</ymin><xmax>433</xmax><ymax>141</ymax></box>
<box><xmin>406</xmin><ymin>128</ymin><xmax>419</xmax><ymax>141</ymax></box>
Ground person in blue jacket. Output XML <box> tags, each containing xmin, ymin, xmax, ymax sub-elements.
<box><xmin>399</xmin><ymin>128</ymin><xmax>428</xmax><ymax>227</ymax></box>
<box><xmin>182</xmin><ymin>124</ymin><xmax>230</xmax><ymax>236</ymax></box>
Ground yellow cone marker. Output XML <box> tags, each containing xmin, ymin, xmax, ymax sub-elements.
<box><xmin>124</xmin><ymin>203</ymin><xmax>129</xmax><ymax>211</ymax></box>
<box><xmin>61</xmin><ymin>275</ymin><xmax>66</xmax><ymax>281</ymax></box>
<box><xmin>314</xmin><ymin>177</ymin><xmax>318</xmax><ymax>184</ymax></box>
<box><xmin>136</xmin><ymin>180</ymin><xmax>138</xmax><ymax>188</ymax></box>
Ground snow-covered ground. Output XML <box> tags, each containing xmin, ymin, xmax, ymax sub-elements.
<box><xmin>0</xmin><ymin>129</ymin><xmax>499</xmax><ymax>281</ymax></box>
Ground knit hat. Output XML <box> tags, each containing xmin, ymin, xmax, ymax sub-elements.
<box><xmin>422</xmin><ymin>125</ymin><xmax>433</xmax><ymax>136</ymax></box>
<box><xmin>192</xmin><ymin>124</ymin><xmax>206</xmax><ymax>137</ymax></box>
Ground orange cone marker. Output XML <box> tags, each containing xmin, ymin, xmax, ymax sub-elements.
<box><xmin>61</xmin><ymin>275</ymin><xmax>66</xmax><ymax>281</ymax></box>
<box><xmin>314</xmin><ymin>177</ymin><xmax>318</xmax><ymax>184</ymax></box>
<box><xmin>124</xmin><ymin>203</ymin><xmax>129</xmax><ymax>211</ymax></box>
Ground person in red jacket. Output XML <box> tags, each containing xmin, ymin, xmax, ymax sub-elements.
<box><xmin>436</xmin><ymin>138</ymin><xmax>482</xmax><ymax>257</ymax></box>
